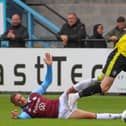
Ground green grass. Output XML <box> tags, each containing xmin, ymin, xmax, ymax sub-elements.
<box><xmin>1</xmin><ymin>94</ymin><xmax>126</xmax><ymax>126</ymax></box>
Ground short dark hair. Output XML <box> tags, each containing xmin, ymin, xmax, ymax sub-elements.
<box><xmin>10</xmin><ymin>93</ymin><xmax>17</xmax><ymax>105</ymax></box>
<box><xmin>116</xmin><ymin>16</ymin><xmax>125</xmax><ymax>22</ymax></box>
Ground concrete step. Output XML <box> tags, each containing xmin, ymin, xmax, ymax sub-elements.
<box><xmin>25</xmin><ymin>0</ymin><xmax>126</xmax><ymax>48</ymax></box>
<box><xmin>28</xmin><ymin>2</ymin><xmax>126</xmax><ymax>35</ymax></box>
<box><xmin>26</xmin><ymin>0</ymin><xmax>126</xmax><ymax>4</ymax></box>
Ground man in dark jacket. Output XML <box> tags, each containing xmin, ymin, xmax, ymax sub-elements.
<box><xmin>57</xmin><ymin>12</ymin><xmax>86</xmax><ymax>48</ymax></box>
<box><xmin>2</xmin><ymin>14</ymin><xmax>28</xmax><ymax>47</ymax></box>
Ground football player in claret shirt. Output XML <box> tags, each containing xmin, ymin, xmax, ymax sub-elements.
<box><xmin>10</xmin><ymin>53</ymin><xmax>122</xmax><ymax>120</ymax></box>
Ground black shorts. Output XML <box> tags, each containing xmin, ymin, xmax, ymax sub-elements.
<box><xmin>102</xmin><ymin>49</ymin><xmax>126</xmax><ymax>78</ymax></box>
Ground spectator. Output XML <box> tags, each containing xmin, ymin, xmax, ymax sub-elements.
<box><xmin>2</xmin><ymin>14</ymin><xmax>28</xmax><ymax>47</ymax></box>
<box><xmin>104</xmin><ymin>16</ymin><xmax>126</xmax><ymax>47</ymax></box>
<box><xmin>57</xmin><ymin>12</ymin><xmax>86</xmax><ymax>48</ymax></box>
<box><xmin>86</xmin><ymin>24</ymin><xmax>107</xmax><ymax>48</ymax></box>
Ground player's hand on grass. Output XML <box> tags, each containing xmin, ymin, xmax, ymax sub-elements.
<box><xmin>11</xmin><ymin>109</ymin><xmax>19</xmax><ymax>119</ymax></box>
<box><xmin>44</xmin><ymin>53</ymin><xmax>52</xmax><ymax>65</ymax></box>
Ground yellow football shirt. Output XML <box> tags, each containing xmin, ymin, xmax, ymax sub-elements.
<box><xmin>115</xmin><ymin>34</ymin><xmax>126</xmax><ymax>57</ymax></box>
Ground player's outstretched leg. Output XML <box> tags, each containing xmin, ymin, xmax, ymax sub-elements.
<box><xmin>69</xmin><ymin>109</ymin><xmax>122</xmax><ymax>119</ymax></box>
<box><xmin>67</xmin><ymin>74</ymin><xmax>104</xmax><ymax>110</ymax></box>
<box><xmin>73</xmin><ymin>78</ymin><xmax>99</xmax><ymax>92</ymax></box>
<box><xmin>68</xmin><ymin>77</ymin><xmax>101</xmax><ymax>109</ymax></box>
<box><xmin>67</xmin><ymin>77</ymin><xmax>100</xmax><ymax>95</ymax></box>
<box><xmin>67</xmin><ymin>72</ymin><xmax>104</xmax><ymax>95</ymax></box>
<box><xmin>68</xmin><ymin>84</ymin><xmax>102</xmax><ymax>110</ymax></box>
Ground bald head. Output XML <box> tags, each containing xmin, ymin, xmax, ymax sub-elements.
<box><xmin>12</xmin><ymin>14</ymin><xmax>21</xmax><ymax>26</ymax></box>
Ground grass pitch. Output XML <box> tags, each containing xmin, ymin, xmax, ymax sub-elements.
<box><xmin>1</xmin><ymin>94</ymin><xmax>126</xmax><ymax>126</ymax></box>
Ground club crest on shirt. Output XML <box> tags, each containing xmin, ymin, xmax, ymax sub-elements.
<box><xmin>32</xmin><ymin>96</ymin><xmax>37</xmax><ymax>101</ymax></box>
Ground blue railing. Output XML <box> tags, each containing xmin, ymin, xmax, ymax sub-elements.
<box><xmin>11</xmin><ymin>0</ymin><xmax>60</xmax><ymax>47</ymax></box>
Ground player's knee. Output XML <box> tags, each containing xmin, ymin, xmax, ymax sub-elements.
<box><xmin>100</xmin><ymin>85</ymin><xmax>109</xmax><ymax>93</ymax></box>
<box><xmin>66</xmin><ymin>87</ymin><xmax>77</xmax><ymax>95</ymax></box>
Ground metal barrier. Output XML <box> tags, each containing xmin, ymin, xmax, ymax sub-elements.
<box><xmin>0</xmin><ymin>39</ymin><xmax>62</xmax><ymax>48</ymax></box>
<box><xmin>0</xmin><ymin>38</ymin><xmax>108</xmax><ymax>48</ymax></box>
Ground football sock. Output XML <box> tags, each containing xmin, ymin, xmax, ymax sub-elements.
<box><xmin>79</xmin><ymin>84</ymin><xmax>102</xmax><ymax>97</ymax></box>
<box><xmin>73</xmin><ymin>78</ymin><xmax>98</xmax><ymax>92</ymax></box>
<box><xmin>96</xmin><ymin>113</ymin><xmax>121</xmax><ymax>119</ymax></box>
